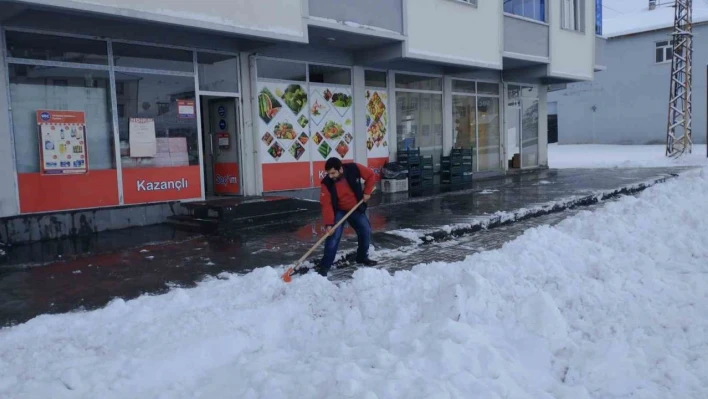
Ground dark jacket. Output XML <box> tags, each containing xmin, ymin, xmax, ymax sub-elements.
<box><xmin>320</xmin><ymin>163</ymin><xmax>375</xmax><ymax>225</ymax></box>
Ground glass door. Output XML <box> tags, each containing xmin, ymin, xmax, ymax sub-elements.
<box><xmin>201</xmin><ymin>96</ymin><xmax>241</xmax><ymax>195</ymax></box>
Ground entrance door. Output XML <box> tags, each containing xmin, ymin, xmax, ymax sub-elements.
<box><xmin>201</xmin><ymin>96</ymin><xmax>241</xmax><ymax>196</ymax></box>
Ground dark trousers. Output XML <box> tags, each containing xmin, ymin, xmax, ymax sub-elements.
<box><xmin>318</xmin><ymin>210</ymin><xmax>372</xmax><ymax>276</ymax></box>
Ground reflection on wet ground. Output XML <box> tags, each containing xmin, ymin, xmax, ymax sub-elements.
<box><xmin>0</xmin><ymin>167</ymin><xmax>691</xmax><ymax>326</ymax></box>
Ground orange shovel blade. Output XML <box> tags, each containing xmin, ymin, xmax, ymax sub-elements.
<box><xmin>281</xmin><ymin>267</ymin><xmax>294</xmax><ymax>283</ymax></box>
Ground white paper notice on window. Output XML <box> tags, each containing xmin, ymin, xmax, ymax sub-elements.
<box><xmin>129</xmin><ymin>118</ymin><xmax>157</xmax><ymax>158</ymax></box>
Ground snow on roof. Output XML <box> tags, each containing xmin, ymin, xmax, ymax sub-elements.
<box><xmin>603</xmin><ymin>0</ymin><xmax>708</xmax><ymax>38</ymax></box>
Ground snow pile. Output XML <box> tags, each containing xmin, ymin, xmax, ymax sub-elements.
<box><xmin>2</xmin><ymin>169</ymin><xmax>708</xmax><ymax>398</ymax></box>
<box><xmin>603</xmin><ymin>0</ymin><xmax>708</xmax><ymax>38</ymax></box>
<box><xmin>549</xmin><ymin>144</ymin><xmax>708</xmax><ymax>169</ymax></box>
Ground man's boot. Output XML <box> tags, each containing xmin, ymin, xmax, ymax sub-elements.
<box><xmin>356</xmin><ymin>258</ymin><xmax>378</xmax><ymax>266</ymax></box>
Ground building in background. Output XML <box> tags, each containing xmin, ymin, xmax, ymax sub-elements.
<box><xmin>549</xmin><ymin>0</ymin><xmax>708</xmax><ymax>145</ymax></box>
<box><xmin>0</xmin><ymin>0</ymin><xmax>602</xmax><ymax>240</ymax></box>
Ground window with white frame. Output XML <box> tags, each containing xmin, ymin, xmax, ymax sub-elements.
<box><xmin>456</xmin><ymin>0</ymin><xmax>478</xmax><ymax>6</ymax></box>
<box><xmin>655</xmin><ymin>41</ymin><xmax>673</xmax><ymax>63</ymax></box>
<box><xmin>561</xmin><ymin>0</ymin><xmax>584</xmax><ymax>31</ymax></box>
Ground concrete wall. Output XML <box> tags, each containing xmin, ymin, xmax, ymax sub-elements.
<box><xmin>595</xmin><ymin>36</ymin><xmax>606</xmax><ymax>68</ymax></box>
<box><xmin>15</xmin><ymin>0</ymin><xmax>307</xmax><ymax>41</ymax></box>
<box><xmin>0</xmin><ymin>27</ymin><xmax>20</xmax><ymax>218</ymax></box>
<box><xmin>405</xmin><ymin>0</ymin><xmax>502</xmax><ymax>69</ymax></box>
<box><xmin>504</xmin><ymin>15</ymin><xmax>549</xmax><ymax>59</ymax></box>
<box><xmin>548</xmin><ymin>0</ymin><xmax>595</xmax><ymax>80</ymax></box>
<box><xmin>0</xmin><ymin>202</ymin><xmax>187</xmax><ymax>244</ymax></box>
<box><xmin>308</xmin><ymin>0</ymin><xmax>403</xmax><ymax>33</ymax></box>
<box><xmin>548</xmin><ymin>25</ymin><xmax>708</xmax><ymax>145</ymax></box>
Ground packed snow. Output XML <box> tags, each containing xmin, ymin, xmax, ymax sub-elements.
<box><xmin>2</xmin><ymin>168</ymin><xmax>708</xmax><ymax>398</ymax></box>
<box><xmin>602</xmin><ymin>0</ymin><xmax>708</xmax><ymax>37</ymax></box>
<box><xmin>549</xmin><ymin>144</ymin><xmax>708</xmax><ymax>169</ymax></box>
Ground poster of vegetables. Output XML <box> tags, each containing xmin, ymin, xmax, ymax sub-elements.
<box><xmin>257</xmin><ymin>81</ymin><xmax>310</xmax><ymax>164</ymax></box>
<box><xmin>365</xmin><ymin>89</ymin><xmax>389</xmax><ymax>159</ymax></box>
<box><xmin>309</xmin><ymin>84</ymin><xmax>354</xmax><ymax>161</ymax></box>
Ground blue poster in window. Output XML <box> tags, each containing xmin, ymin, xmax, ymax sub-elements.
<box><xmin>219</xmin><ymin>120</ymin><xmax>227</xmax><ymax>130</ymax></box>
<box><xmin>218</xmin><ymin>106</ymin><xmax>226</xmax><ymax>117</ymax></box>
<box><xmin>596</xmin><ymin>0</ymin><xmax>602</xmax><ymax>35</ymax></box>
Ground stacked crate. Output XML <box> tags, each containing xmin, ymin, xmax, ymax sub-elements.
<box><xmin>398</xmin><ymin>147</ymin><xmax>421</xmax><ymax>190</ymax></box>
<box><xmin>397</xmin><ymin>148</ymin><xmax>435</xmax><ymax>191</ymax></box>
<box><xmin>441</xmin><ymin>149</ymin><xmax>466</xmax><ymax>186</ymax></box>
<box><xmin>458</xmin><ymin>148</ymin><xmax>474</xmax><ymax>182</ymax></box>
<box><xmin>420</xmin><ymin>155</ymin><xmax>434</xmax><ymax>188</ymax></box>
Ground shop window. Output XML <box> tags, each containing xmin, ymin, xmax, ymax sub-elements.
<box><xmin>395</xmin><ymin>92</ymin><xmax>443</xmax><ymax>170</ymax></box>
<box><xmin>257</xmin><ymin>59</ymin><xmax>306</xmax><ymax>81</ymax></box>
<box><xmin>521</xmin><ymin>97</ymin><xmax>539</xmax><ymax>167</ymax></box>
<box><xmin>452</xmin><ymin>95</ymin><xmax>477</xmax><ymax>170</ymax></box>
<box><xmin>477</xmin><ymin>82</ymin><xmax>500</xmax><ymax>95</ymax></box>
<box><xmin>5</xmin><ymin>30</ymin><xmax>109</xmax><ymax>65</ymax></box>
<box><xmin>112</xmin><ymin>42</ymin><xmax>194</xmax><ymax>72</ymax></box>
<box><xmin>452</xmin><ymin>79</ymin><xmax>476</xmax><ymax>94</ymax></box>
<box><xmin>395</xmin><ymin>74</ymin><xmax>443</xmax><ymax>91</ymax></box>
<box><xmin>197</xmin><ymin>52</ymin><xmax>239</xmax><ymax>92</ymax></box>
<box><xmin>116</xmin><ymin>73</ymin><xmax>199</xmax><ymax>169</ymax></box>
<box><xmin>309</xmin><ymin>64</ymin><xmax>351</xmax><ymax>85</ymax></box>
<box><xmin>452</xmin><ymin>79</ymin><xmax>501</xmax><ymax>172</ymax></box>
<box><xmin>477</xmin><ymin>97</ymin><xmax>500</xmax><ymax>171</ymax></box>
<box><xmin>365</xmin><ymin>70</ymin><xmax>387</xmax><ymax>88</ymax></box>
<box><xmin>9</xmin><ymin>65</ymin><xmax>115</xmax><ymax>173</ymax></box>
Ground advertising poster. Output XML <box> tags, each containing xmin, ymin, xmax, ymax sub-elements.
<box><xmin>365</xmin><ymin>89</ymin><xmax>389</xmax><ymax>180</ymax></box>
<box><xmin>177</xmin><ymin>99</ymin><xmax>195</xmax><ymax>119</ymax></box>
<box><xmin>129</xmin><ymin>118</ymin><xmax>157</xmax><ymax>158</ymax></box>
<box><xmin>309</xmin><ymin>84</ymin><xmax>354</xmax><ymax>163</ymax></box>
<box><xmin>36</xmin><ymin>110</ymin><xmax>88</xmax><ymax>175</ymax></box>
<box><xmin>257</xmin><ymin>80</ymin><xmax>311</xmax><ymax>191</ymax></box>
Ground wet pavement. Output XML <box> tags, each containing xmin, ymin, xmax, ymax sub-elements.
<box><xmin>0</xmin><ymin>167</ymin><xmax>694</xmax><ymax>326</ymax></box>
<box><xmin>328</xmin><ymin>201</ymin><xmax>610</xmax><ymax>282</ymax></box>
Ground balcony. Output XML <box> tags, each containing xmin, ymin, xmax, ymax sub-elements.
<box><xmin>503</xmin><ymin>14</ymin><xmax>549</xmax><ymax>61</ymax></box>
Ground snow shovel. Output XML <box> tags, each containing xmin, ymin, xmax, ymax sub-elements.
<box><xmin>281</xmin><ymin>193</ymin><xmax>370</xmax><ymax>283</ymax></box>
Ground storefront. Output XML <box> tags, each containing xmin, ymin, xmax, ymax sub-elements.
<box><xmin>3</xmin><ymin>28</ymin><xmax>242</xmax><ymax>214</ymax></box>
<box><xmin>1</xmin><ymin>25</ymin><xmax>539</xmax><ymax>216</ymax></box>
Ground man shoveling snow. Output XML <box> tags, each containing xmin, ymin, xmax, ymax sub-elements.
<box><xmin>316</xmin><ymin>158</ymin><xmax>378</xmax><ymax>276</ymax></box>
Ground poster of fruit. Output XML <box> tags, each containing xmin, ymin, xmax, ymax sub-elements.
<box><xmin>309</xmin><ymin>84</ymin><xmax>354</xmax><ymax>161</ymax></box>
<box><xmin>257</xmin><ymin>81</ymin><xmax>310</xmax><ymax>164</ymax></box>
<box><xmin>365</xmin><ymin>89</ymin><xmax>389</xmax><ymax>159</ymax></box>
<box><xmin>36</xmin><ymin>110</ymin><xmax>88</xmax><ymax>175</ymax></box>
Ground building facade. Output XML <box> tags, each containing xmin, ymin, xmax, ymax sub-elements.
<box><xmin>549</xmin><ymin>1</ymin><xmax>708</xmax><ymax>145</ymax></box>
<box><xmin>0</xmin><ymin>0</ymin><xmax>602</xmax><ymax>238</ymax></box>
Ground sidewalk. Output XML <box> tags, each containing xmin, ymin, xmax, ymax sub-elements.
<box><xmin>0</xmin><ymin>167</ymin><xmax>691</xmax><ymax>326</ymax></box>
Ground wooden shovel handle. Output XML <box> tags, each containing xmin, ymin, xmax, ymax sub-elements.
<box><xmin>294</xmin><ymin>197</ymin><xmax>365</xmax><ymax>268</ymax></box>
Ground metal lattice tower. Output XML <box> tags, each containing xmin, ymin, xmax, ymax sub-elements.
<box><xmin>666</xmin><ymin>0</ymin><xmax>693</xmax><ymax>158</ymax></box>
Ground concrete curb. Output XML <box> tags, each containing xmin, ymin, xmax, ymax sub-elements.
<box><xmin>418</xmin><ymin>173</ymin><xmax>679</xmax><ymax>244</ymax></box>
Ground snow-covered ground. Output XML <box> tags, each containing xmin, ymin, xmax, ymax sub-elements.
<box><xmin>549</xmin><ymin>144</ymin><xmax>708</xmax><ymax>169</ymax></box>
<box><xmin>2</xmin><ymin>168</ymin><xmax>708</xmax><ymax>398</ymax></box>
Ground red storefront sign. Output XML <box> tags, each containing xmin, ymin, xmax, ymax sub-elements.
<box><xmin>214</xmin><ymin>162</ymin><xmax>240</xmax><ymax>194</ymax></box>
<box><xmin>122</xmin><ymin>165</ymin><xmax>202</xmax><ymax>204</ymax></box>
